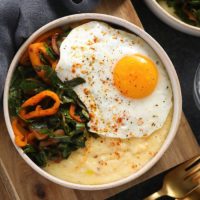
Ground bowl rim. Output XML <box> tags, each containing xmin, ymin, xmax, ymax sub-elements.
<box><xmin>3</xmin><ymin>13</ymin><xmax>182</xmax><ymax>190</ymax></box>
<box><xmin>144</xmin><ymin>0</ymin><xmax>200</xmax><ymax>36</ymax></box>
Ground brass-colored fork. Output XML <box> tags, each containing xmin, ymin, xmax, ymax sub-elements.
<box><xmin>176</xmin><ymin>181</ymin><xmax>200</xmax><ymax>200</ymax></box>
<box><xmin>144</xmin><ymin>155</ymin><xmax>200</xmax><ymax>200</ymax></box>
<box><xmin>175</xmin><ymin>186</ymin><xmax>200</xmax><ymax>200</ymax></box>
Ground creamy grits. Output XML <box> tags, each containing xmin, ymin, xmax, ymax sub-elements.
<box><xmin>44</xmin><ymin>109</ymin><xmax>173</xmax><ymax>184</ymax></box>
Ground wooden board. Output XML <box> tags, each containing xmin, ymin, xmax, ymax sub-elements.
<box><xmin>0</xmin><ymin>0</ymin><xmax>199</xmax><ymax>199</ymax></box>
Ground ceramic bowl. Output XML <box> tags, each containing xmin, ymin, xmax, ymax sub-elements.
<box><xmin>3</xmin><ymin>13</ymin><xmax>182</xmax><ymax>190</ymax></box>
<box><xmin>145</xmin><ymin>0</ymin><xmax>200</xmax><ymax>37</ymax></box>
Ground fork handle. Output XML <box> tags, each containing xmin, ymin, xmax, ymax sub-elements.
<box><xmin>144</xmin><ymin>189</ymin><xmax>166</xmax><ymax>200</ymax></box>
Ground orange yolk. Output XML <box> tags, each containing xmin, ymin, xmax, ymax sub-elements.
<box><xmin>113</xmin><ymin>54</ymin><xmax>158</xmax><ymax>99</ymax></box>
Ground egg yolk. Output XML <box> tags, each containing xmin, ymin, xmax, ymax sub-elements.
<box><xmin>113</xmin><ymin>54</ymin><xmax>158</xmax><ymax>99</ymax></box>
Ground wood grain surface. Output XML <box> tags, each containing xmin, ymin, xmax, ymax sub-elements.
<box><xmin>0</xmin><ymin>0</ymin><xmax>199</xmax><ymax>199</ymax></box>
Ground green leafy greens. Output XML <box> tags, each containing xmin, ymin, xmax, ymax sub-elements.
<box><xmin>9</xmin><ymin>64</ymin><xmax>95</xmax><ymax>167</ymax></box>
<box><xmin>159</xmin><ymin>0</ymin><xmax>200</xmax><ymax>27</ymax></box>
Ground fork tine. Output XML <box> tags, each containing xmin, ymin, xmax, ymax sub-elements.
<box><xmin>189</xmin><ymin>171</ymin><xmax>200</xmax><ymax>180</ymax></box>
<box><xmin>191</xmin><ymin>173</ymin><xmax>200</xmax><ymax>183</ymax></box>
<box><xmin>185</xmin><ymin>171</ymin><xmax>200</xmax><ymax>185</ymax></box>
<box><xmin>184</xmin><ymin>163</ymin><xmax>200</xmax><ymax>180</ymax></box>
<box><xmin>182</xmin><ymin>155</ymin><xmax>200</xmax><ymax>169</ymax></box>
<box><xmin>184</xmin><ymin>178</ymin><xmax>200</xmax><ymax>194</ymax></box>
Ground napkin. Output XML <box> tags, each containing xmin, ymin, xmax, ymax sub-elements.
<box><xmin>0</xmin><ymin>0</ymin><xmax>100</xmax><ymax>101</ymax></box>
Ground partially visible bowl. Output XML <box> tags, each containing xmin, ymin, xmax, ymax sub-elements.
<box><xmin>145</xmin><ymin>0</ymin><xmax>200</xmax><ymax>37</ymax></box>
<box><xmin>3</xmin><ymin>13</ymin><xmax>182</xmax><ymax>190</ymax></box>
<box><xmin>194</xmin><ymin>63</ymin><xmax>200</xmax><ymax>110</ymax></box>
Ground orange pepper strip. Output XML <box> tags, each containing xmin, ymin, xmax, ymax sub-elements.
<box><xmin>12</xmin><ymin>118</ymin><xmax>28</xmax><ymax>147</ymax></box>
<box><xmin>69</xmin><ymin>104</ymin><xmax>85</xmax><ymax>123</ymax></box>
<box><xmin>19</xmin><ymin>90</ymin><xmax>60</xmax><ymax>120</ymax></box>
<box><xmin>28</xmin><ymin>42</ymin><xmax>56</xmax><ymax>81</ymax></box>
<box><xmin>12</xmin><ymin>118</ymin><xmax>27</xmax><ymax>137</ymax></box>
<box><xmin>19</xmin><ymin>28</ymin><xmax>62</xmax><ymax>65</ymax></box>
<box><xmin>15</xmin><ymin>136</ymin><xmax>27</xmax><ymax>147</ymax></box>
<box><xmin>27</xmin><ymin>132</ymin><xmax>36</xmax><ymax>143</ymax></box>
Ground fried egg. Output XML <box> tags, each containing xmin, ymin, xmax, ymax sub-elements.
<box><xmin>56</xmin><ymin>21</ymin><xmax>172</xmax><ymax>138</ymax></box>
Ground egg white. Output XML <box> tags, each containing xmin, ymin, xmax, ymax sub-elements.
<box><xmin>56</xmin><ymin>21</ymin><xmax>172</xmax><ymax>138</ymax></box>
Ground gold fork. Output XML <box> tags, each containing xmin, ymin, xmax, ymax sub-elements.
<box><xmin>176</xmin><ymin>180</ymin><xmax>200</xmax><ymax>200</ymax></box>
<box><xmin>144</xmin><ymin>155</ymin><xmax>200</xmax><ymax>200</ymax></box>
<box><xmin>175</xmin><ymin>187</ymin><xmax>200</xmax><ymax>200</ymax></box>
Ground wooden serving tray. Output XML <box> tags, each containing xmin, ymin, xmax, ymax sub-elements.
<box><xmin>0</xmin><ymin>0</ymin><xmax>199</xmax><ymax>199</ymax></box>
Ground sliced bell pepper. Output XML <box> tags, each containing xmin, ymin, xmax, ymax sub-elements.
<box><xmin>19</xmin><ymin>90</ymin><xmax>60</xmax><ymax>120</ymax></box>
<box><xmin>11</xmin><ymin>118</ymin><xmax>28</xmax><ymax>147</ymax></box>
<box><xmin>69</xmin><ymin>104</ymin><xmax>85</xmax><ymax>123</ymax></box>
<box><xmin>19</xmin><ymin>28</ymin><xmax>62</xmax><ymax>66</ymax></box>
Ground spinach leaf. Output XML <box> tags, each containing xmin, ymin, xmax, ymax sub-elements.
<box><xmin>39</xmin><ymin>52</ymin><xmax>48</xmax><ymax>64</ymax></box>
<box><xmin>81</xmin><ymin>109</ymin><xmax>90</xmax><ymax>120</ymax></box>
<box><xmin>63</xmin><ymin>87</ymin><xmax>87</xmax><ymax>110</ymax></box>
<box><xmin>32</xmin><ymin>150</ymin><xmax>47</xmax><ymax>167</ymax></box>
<box><xmin>35</xmin><ymin>65</ymin><xmax>63</xmax><ymax>88</ymax></box>
<box><xmin>18</xmin><ymin>65</ymin><xmax>37</xmax><ymax>79</ymax></box>
<box><xmin>53</xmin><ymin>135</ymin><xmax>72</xmax><ymax>143</ymax></box>
<box><xmin>76</xmin><ymin>123</ymin><xmax>85</xmax><ymax>130</ymax></box>
<box><xmin>30</xmin><ymin>121</ymin><xmax>53</xmax><ymax>136</ymax></box>
<box><xmin>23</xmin><ymin>145</ymin><xmax>36</xmax><ymax>153</ymax></box>
<box><xmin>72</xmin><ymin>135</ymin><xmax>86</xmax><ymax>148</ymax></box>
<box><xmin>64</xmin><ymin>77</ymin><xmax>85</xmax><ymax>87</ymax></box>
<box><xmin>8</xmin><ymin>88</ymin><xmax>22</xmax><ymax>116</ymax></box>
<box><xmin>60</xmin><ymin>112</ymin><xmax>70</xmax><ymax>134</ymax></box>
<box><xmin>45</xmin><ymin>44</ymin><xmax>58</xmax><ymax>61</ymax></box>
<box><xmin>61</xmin><ymin>95</ymin><xmax>74</xmax><ymax>104</ymax></box>
<box><xmin>20</xmin><ymin>78</ymin><xmax>46</xmax><ymax>95</ymax></box>
<box><xmin>62</xmin><ymin>148</ymin><xmax>71</xmax><ymax>158</ymax></box>
<box><xmin>24</xmin><ymin>145</ymin><xmax>47</xmax><ymax>167</ymax></box>
<box><xmin>36</xmin><ymin>65</ymin><xmax>87</xmax><ymax>109</ymax></box>
<box><xmin>68</xmin><ymin>129</ymin><xmax>84</xmax><ymax>137</ymax></box>
<box><xmin>47</xmin><ymin>115</ymin><xmax>61</xmax><ymax>130</ymax></box>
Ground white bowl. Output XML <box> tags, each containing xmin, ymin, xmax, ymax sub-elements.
<box><xmin>145</xmin><ymin>0</ymin><xmax>200</xmax><ymax>37</ymax></box>
<box><xmin>3</xmin><ymin>13</ymin><xmax>182</xmax><ymax>190</ymax></box>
